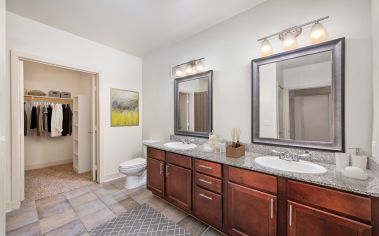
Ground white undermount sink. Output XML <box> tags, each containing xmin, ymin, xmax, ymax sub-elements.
<box><xmin>255</xmin><ymin>156</ymin><xmax>327</xmax><ymax>174</ymax></box>
<box><xmin>164</xmin><ymin>142</ymin><xmax>197</xmax><ymax>150</ymax></box>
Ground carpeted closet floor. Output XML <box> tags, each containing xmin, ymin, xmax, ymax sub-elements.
<box><xmin>25</xmin><ymin>163</ymin><xmax>94</xmax><ymax>201</ymax></box>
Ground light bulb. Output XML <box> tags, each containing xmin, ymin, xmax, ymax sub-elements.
<box><xmin>309</xmin><ymin>22</ymin><xmax>328</xmax><ymax>44</ymax></box>
<box><xmin>175</xmin><ymin>68</ymin><xmax>183</xmax><ymax>77</ymax></box>
<box><xmin>185</xmin><ymin>65</ymin><xmax>193</xmax><ymax>74</ymax></box>
<box><xmin>260</xmin><ymin>39</ymin><xmax>273</xmax><ymax>57</ymax></box>
<box><xmin>195</xmin><ymin>61</ymin><xmax>204</xmax><ymax>72</ymax></box>
<box><xmin>283</xmin><ymin>32</ymin><xmax>298</xmax><ymax>51</ymax></box>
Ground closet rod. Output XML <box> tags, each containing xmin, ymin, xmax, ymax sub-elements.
<box><xmin>24</xmin><ymin>95</ymin><xmax>73</xmax><ymax>104</ymax></box>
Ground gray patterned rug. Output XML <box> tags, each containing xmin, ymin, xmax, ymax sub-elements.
<box><xmin>89</xmin><ymin>204</ymin><xmax>190</xmax><ymax>236</ymax></box>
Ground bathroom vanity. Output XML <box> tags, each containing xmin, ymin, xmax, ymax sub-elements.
<box><xmin>145</xmin><ymin>144</ymin><xmax>379</xmax><ymax>236</ymax></box>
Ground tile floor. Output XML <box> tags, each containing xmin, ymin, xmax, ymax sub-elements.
<box><xmin>6</xmin><ymin>177</ymin><xmax>225</xmax><ymax>236</ymax></box>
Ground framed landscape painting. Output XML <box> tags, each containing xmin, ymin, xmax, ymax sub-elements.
<box><xmin>111</xmin><ymin>88</ymin><xmax>139</xmax><ymax>126</ymax></box>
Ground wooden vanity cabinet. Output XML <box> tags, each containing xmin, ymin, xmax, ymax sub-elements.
<box><xmin>166</xmin><ymin>163</ymin><xmax>192</xmax><ymax>211</ymax></box>
<box><xmin>287</xmin><ymin>180</ymin><xmax>373</xmax><ymax>236</ymax></box>
<box><xmin>146</xmin><ymin>147</ymin><xmax>377</xmax><ymax>236</ymax></box>
<box><xmin>225</xmin><ymin>166</ymin><xmax>277</xmax><ymax>236</ymax></box>
<box><xmin>146</xmin><ymin>148</ymin><xmax>165</xmax><ymax>197</ymax></box>
<box><xmin>193</xmin><ymin>160</ymin><xmax>223</xmax><ymax>230</ymax></box>
<box><xmin>288</xmin><ymin>201</ymin><xmax>372</xmax><ymax>236</ymax></box>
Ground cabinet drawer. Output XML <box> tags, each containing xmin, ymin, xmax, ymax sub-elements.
<box><xmin>166</xmin><ymin>152</ymin><xmax>192</xmax><ymax>169</ymax></box>
<box><xmin>194</xmin><ymin>186</ymin><xmax>222</xmax><ymax>229</ymax></box>
<box><xmin>228</xmin><ymin>166</ymin><xmax>277</xmax><ymax>195</ymax></box>
<box><xmin>147</xmin><ymin>147</ymin><xmax>165</xmax><ymax>161</ymax></box>
<box><xmin>195</xmin><ymin>159</ymin><xmax>222</xmax><ymax>178</ymax></box>
<box><xmin>288</xmin><ymin>180</ymin><xmax>371</xmax><ymax>222</ymax></box>
<box><xmin>195</xmin><ymin>172</ymin><xmax>222</xmax><ymax>194</ymax></box>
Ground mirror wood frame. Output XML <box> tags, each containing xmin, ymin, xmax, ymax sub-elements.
<box><xmin>174</xmin><ymin>70</ymin><xmax>213</xmax><ymax>138</ymax></box>
<box><xmin>252</xmin><ymin>38</ymin><xmax>345</xmax><ymax>152</ymax></box>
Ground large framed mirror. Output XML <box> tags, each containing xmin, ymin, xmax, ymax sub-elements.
<box><xmin>175</xmin><ymin>70</ymin><xmax>213</xmax><ymax>138</ymax></box>
<box><xmin>252</xmin><ymin>38</ymin><xmax>345</xmax><ymax>152</ymax></box>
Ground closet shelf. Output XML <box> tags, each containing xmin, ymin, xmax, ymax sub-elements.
<box><xmin>24</xmin><ymin>95</ymin><xmax>73</xmax><ymax>104</ymax></box>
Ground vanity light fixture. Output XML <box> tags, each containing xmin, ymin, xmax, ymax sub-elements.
<box><xmin>172</xmin><ymin>58</ymin><xmax>205</xmax><ymax>78</ymax></box>
<box><xmin>257</xmin><ymin>16</ymin><xmax>329</xmax><ymax>55</ymax></box>
<box><xmin>309</xmin><ymin>22</ymin><xmax>328</xmax><ymax>44</ymax></box>
<box><xmin>260</xmin><ymin>39</ymin><xmax>273</xmax><ymax>57</ymax></box>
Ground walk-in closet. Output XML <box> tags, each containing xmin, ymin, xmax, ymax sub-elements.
<box><xmin>22</xmin><ymin>61</ymin><xmax>97</xmax><ymax>201</ymax></box>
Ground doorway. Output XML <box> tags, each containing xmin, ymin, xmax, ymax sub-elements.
<box><xmin>10</xmin><ymin>51</ymin><xmax>102</xmax><ymax>208</ymax></box>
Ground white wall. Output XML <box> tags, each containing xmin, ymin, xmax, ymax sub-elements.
<box><xmin>143</xmin><ymin>0</ymin><xmax>373</xmax><ymax>155</ymax></box>
<box><xmin>0</xmin><ymin>0</ymin><xmax>6</xmax><ymax>233</ymax></box>
<box><xmin>372</xmin><ymin>0</ymin><xmax>379</xmax><ymax>161</ymax></box>
<box><xmin>6</xmin><ymin>12</ymin><xmax>142</xmax><ymax>207</ymax></box>
<box><xmin>23</xmin><ymin>61</ymin><xmax>92</xmax><ymax>169</ymax></box>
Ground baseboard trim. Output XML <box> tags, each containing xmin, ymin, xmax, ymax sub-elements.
<box><xmin>25</xmin><ymin>159</ymin><xmax>73</xmax><ymax>170</ymax></box>
<box><xmin>103</xmin><ymin>172</ymin><xmax>124</xmax><ymax>183</ymax></box>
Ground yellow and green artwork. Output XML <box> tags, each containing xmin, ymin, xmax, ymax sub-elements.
<box><xmin>111</xmin><ymin>88</ymin><xmax>139</xmax><ymax>126</ymax></box>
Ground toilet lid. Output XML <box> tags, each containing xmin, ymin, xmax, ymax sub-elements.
<box><xmin>119</xmin><ymin>157</ymin><xmax>146</xmax><ymax>168</ymax></box>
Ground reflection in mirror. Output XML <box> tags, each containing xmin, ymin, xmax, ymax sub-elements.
<box><xmin>175</xmin><ymin>70</ymin><xmax>213</xmax><ymax>137</ymax></box>
<box><xmin>178</xmin><ymin>77</ymin><xmax>209</xmax><ymax>132</ymax></box>
<box><xmin>259</xmin><ymin>51</ymin><xmax>333</xmax><ymax>142</ymax></box>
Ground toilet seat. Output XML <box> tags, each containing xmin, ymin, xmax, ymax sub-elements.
<box><xmin>119</xmin><ymin>157</ymin><xmax>146</xmax><ymax>169</ymax></box>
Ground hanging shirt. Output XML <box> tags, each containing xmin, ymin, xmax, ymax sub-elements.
<box><xmin>62</xmin><ymin>104</ymin><xmax>73</xmax><ymax>136</ymax></box>
<box><xmin>37</xmin><ymin>105</ymin><xmax>44</xmax><ymax>136</ymax></box>
<box><xmin>30</xmin><ymin>106</ymin><xmax>37</xmax><ymax>129</ymax></box>
<box><xmin>47</xmin><ymin>105</ymin><xmax>53</xmax><ymax>132</ymax></box>
<box><xmin>51</xmin><ymin>104</ymin><xmax>63</xmax><ymax>137</ymax></box>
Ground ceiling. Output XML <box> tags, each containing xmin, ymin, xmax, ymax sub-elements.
<box><xmin>7</xmin><ymin>0</ymin><xmax>265</xmax><ymax>56</ymax></box>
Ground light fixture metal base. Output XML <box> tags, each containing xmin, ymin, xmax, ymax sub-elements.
<box><xmin>278</xmin><ymin>26</ymin><xmax>302</xmax><ymax>41</ymax></box>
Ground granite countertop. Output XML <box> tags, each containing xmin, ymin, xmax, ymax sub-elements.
<box><xmin>144</xmin><ymin>141</ymin><xmax>379</xmax><ymax>198</ymax></box>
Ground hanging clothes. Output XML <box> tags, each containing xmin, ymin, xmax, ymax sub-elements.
<box><xmin>42</xmin><ymin>106</ymin><xmax>48</xmax><ymax>132</ymax></box>
<box><xmin>62</xmin><ymin>104</ymin><xmax>73</xmax><ymax>136</ymax></box>
<box><xmin>47</xmin><ymin>105</ymin><xmax>53</xmax><ymax>132</ymax></box>
<box><xmin>30</xmin><ymin>106</ymin><xmax>37</xmax><ymax>129</ymax></box>
<box><xmin>37</xmin><ymin>105</ymin><xmax>44</xmax><ymax>136</ymax></box>
<box><xmin>51</xmin><ymin>103</ymin><xmax>63</xmax><ymax>137</ymax></box>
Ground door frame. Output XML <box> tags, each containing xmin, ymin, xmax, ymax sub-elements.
<box><xmin>10</xmin><ymin>50</ymin><xmax>103</xmax><ymax>210</ymax></box>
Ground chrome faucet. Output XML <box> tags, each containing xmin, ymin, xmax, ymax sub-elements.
<box><xmin>272</xmin><ymin>150</ymin><xmax>311</xmax><ymax>162</ymax></box>
<box><xmin>182</xmin><ymin>138</ymin><xmax>194</xmax><ymax>144</ymax></box>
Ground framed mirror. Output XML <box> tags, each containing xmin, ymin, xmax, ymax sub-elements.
<box><xmin>175</xmin><ymin>70</ymin><xmax>213</xmax><ymax>138</ymax></box>
<box><xmin>252</xmin><ymin>38</ymin><xmax>345</xmax><ymax>152</ymax></box>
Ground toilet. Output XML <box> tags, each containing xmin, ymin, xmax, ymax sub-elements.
<box><xmin>118</xmin><ymin>140</ymin><xmax>159</xmax><ymax>189</ymax></box>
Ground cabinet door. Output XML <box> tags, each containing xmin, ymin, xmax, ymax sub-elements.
<box><xmin>147</xmin><ymin>157</ymin><xmax>165</xmax><ymax>197</ymax></box>
<box><xmin>288</xmin><ymin>201</ymin><xmax>372</xmax><ymax>236</ymax></box>
<box><xmin>226</xmin><ymin>182</ymin><xmax>277</xmax><ymax>236</ymax></box>
<box><xmin>166</xmin><ymin>163</ymin><xmax>192</xmax><ymax>211</ymax></box>
<box><xmin>194</xmin><ymin>186</ymin><xmax>222</xmax><ymax>229</ymax></box>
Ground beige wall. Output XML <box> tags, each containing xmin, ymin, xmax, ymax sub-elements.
<box><xmin>23</xmin><ymin>61</ymin><xmax>92</xmax><ymax>169</ymax></box>
<box><xmin>143</xmin><ymin>0</ymin><xmax>373</xmax><ymax>155</ymax></box>
<box><xmin>0</xmin><ymin>0</ymin><xmax>5</xmax><ymax>233</ymax></box>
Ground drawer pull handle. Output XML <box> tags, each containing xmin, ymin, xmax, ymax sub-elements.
<box><xmin>270</xmin><ymin>199</ymin><xmax>274</xmax><ymax>219</ymax></box>
<box><xmin>160</xmin><ymin>163</ymin><xmax>164</xmax><ymax>175</ymax></box>
<box><xmin>199</xmin><ymin>164</ymin><xmax>212</xmax><ymax>170</ymax></box>
<box><xmin>199</xmin><ymin>179</ymin><xmax>212</xmax><ymax>185</ymax></box>
<box><xmin>289</xmin><ymin>204</ymin><xmax>293</xmax><ymax>226</ymax></box>
<box><xmin>166</xmin><ymin>165</ymin><xmax>169</xmax><ymax>177</ymax></box>
<box><xmin>199</xmin><ymin>193</ymin><xmax>213</xmax><ymax>200</ymax></box>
